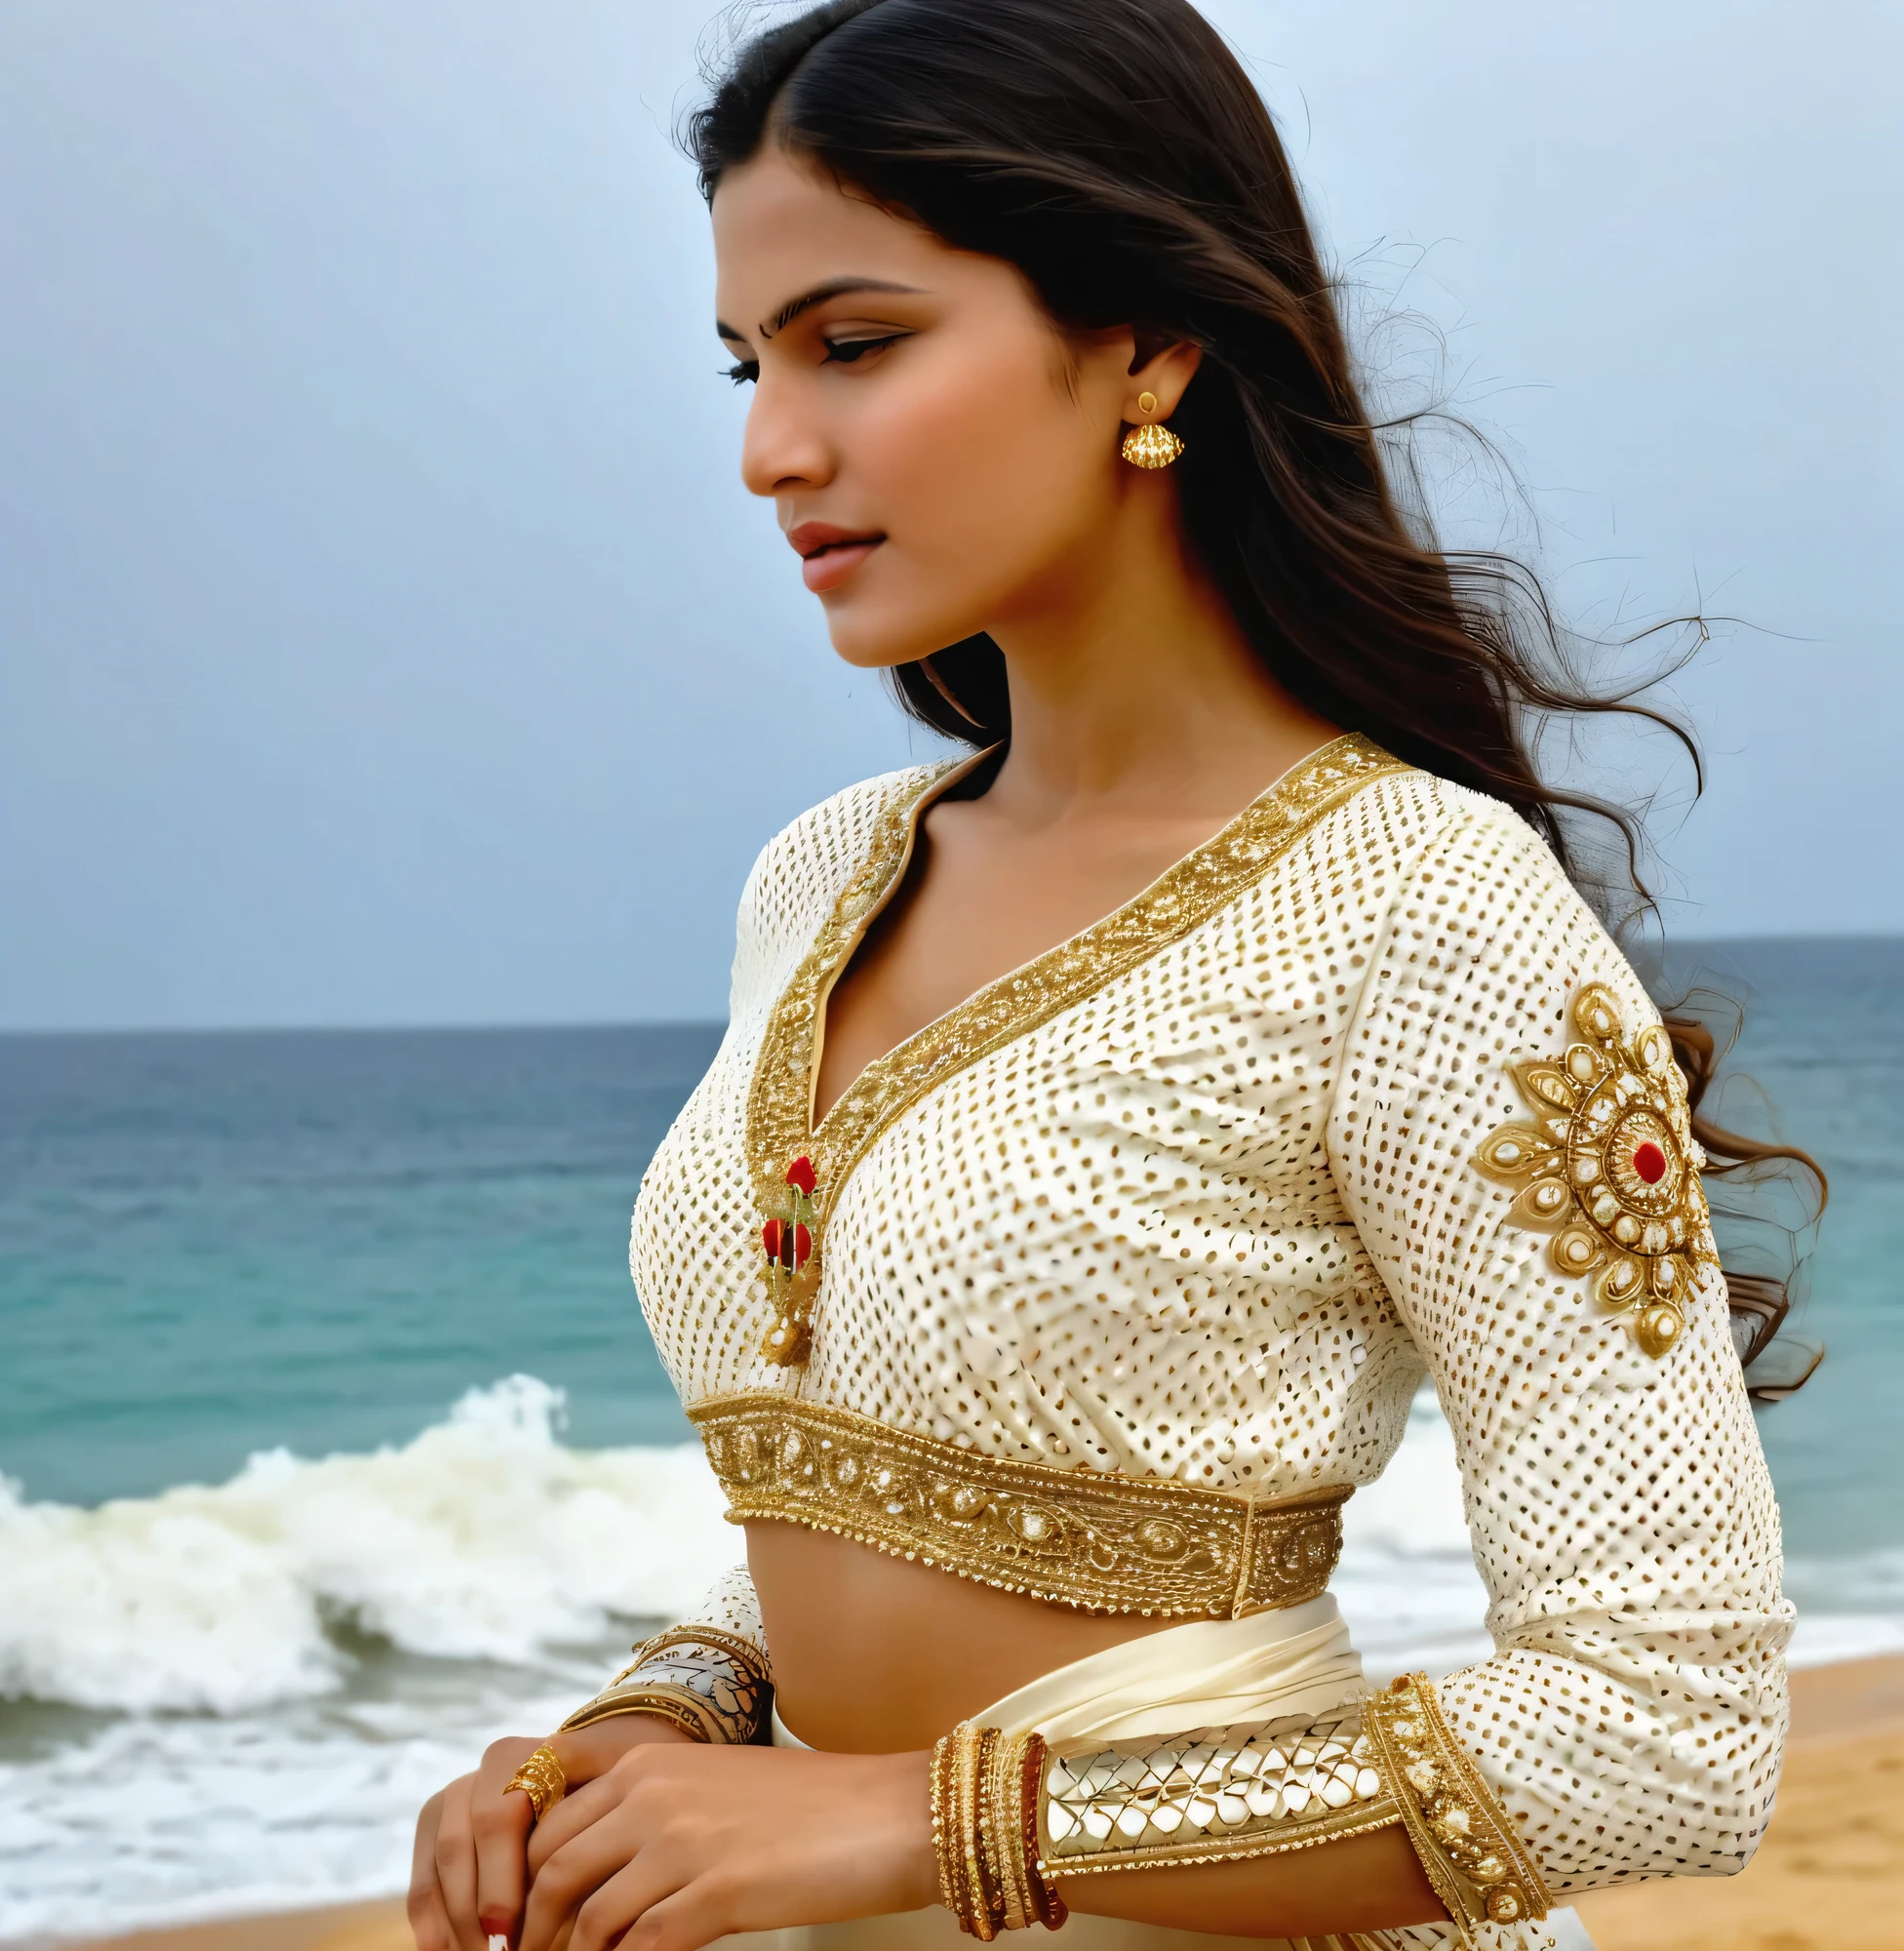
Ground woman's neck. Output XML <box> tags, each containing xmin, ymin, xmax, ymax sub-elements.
<box><xmin>981</xmin><ymin>491</ymin><xmax>1338</xmax><ymax>828</ymax></box>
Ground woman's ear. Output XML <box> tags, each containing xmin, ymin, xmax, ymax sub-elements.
<box><xmin>1124</xmin><ymin>337</ymin><xmax>1203</xmax><ymax>420</ymax></box>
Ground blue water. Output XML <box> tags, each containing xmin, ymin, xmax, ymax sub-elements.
<box><xmin>1653</xmin><ymin>936</ymin><xmax>1904</xmax><ymax>1562</ymax></box>
<box><xmin>1</xmin><ymin>1023</ymin><xmax>718</xmax><ymax>1508</ymax></box>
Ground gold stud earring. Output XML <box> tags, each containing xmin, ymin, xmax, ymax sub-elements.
<box><xmin>1121</xmin><ymin>389</ymin><xmax>1185</xmax><ymax>469</ymax></box>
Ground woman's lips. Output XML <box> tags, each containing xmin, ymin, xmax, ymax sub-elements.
<box><xmin>788</xmin><ymin>521</ymin><xmax>884</xmax><ymax>593</ymax></box>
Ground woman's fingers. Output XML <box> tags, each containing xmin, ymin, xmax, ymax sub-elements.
<box><xmin>563</xmin><ymin>1855</ymin><xmax>707</xmax><ymax>1951</ymax></box>
<box><xmin>524</xmin><ymin>1765</ymin><xmax>627</xmax><ymax>1878</ymax></box>
<box><xmin>407</xmin><ymin>1788</ymin><xmax>453</xmax><ymax>1951</ymax></box>
<box><xmin>404</xmin><ymin>1879</ymin><xmax>456</xmax><ymax>1951</ymax></box>
<box><xmin>429</xmin><ymin>1773</ymin><xmax>491</xmax><ymax>1951</ymax></box>
<box><xmin>521</xmin><ymin>1742</ymin><xmax>933</xmax><ymax>1951</ymax></box>
<box><xmin>519</xmin><ymin>1808</ymin><xmax>654</xmax><ymax>1951</ymax></box>
<box><xmin>468</xmin><ymin>1735</ymin><xmax>544</xmax><ymax>1942</ymax></box>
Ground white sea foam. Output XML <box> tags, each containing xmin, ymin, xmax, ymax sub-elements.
<box><xmin>0</xmin><ymin>1376</ymin><xmax>732</xmax><ymax>1715</ymax></box>
<box><xmin>0</xmin><ymin>1380</ymin><xmax>1896</xmax><ymax>1944</ymax></box>
<box><xmin>1335</xmin><ymin>1388</ymin><xmax>1496</xmax><ymax>1678</ymax></box>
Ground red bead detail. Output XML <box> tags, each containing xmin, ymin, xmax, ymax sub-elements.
<box><xmin>761</xmin><ymin>1218</ymin><xmax>784</xmax><ymax>1260</ymax></box>
<box><xmin>786</xmin><ymin>1154</ymin><xmax>817</xmax><ymax>1196</ymax></box>
<box><xmin>1633</xmin><ymin>1140</ymin><xmax>1667</xmax><ymax>1185</ymax></box>
<box><xmin>792</xmin><ymin>1222</ymin><xmax>813</xmax><ymax>1269</ymax></box>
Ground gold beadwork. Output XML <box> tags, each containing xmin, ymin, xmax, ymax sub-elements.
<box><xmin>741</xmin><ymin>733</ymin><xmax>1412</xmax><ymax>1370</ymax></box>
<box><xmin>1039</xmin><ymin>1701</ymin><xmax>1399</xmax><ymax>1876</ymax></box>
<box><xmin>1475</xmin><ymin>981</ymin><xmax>1719</xmax><ymax>1356</ymax></box>
<box><xmin>758</xmin><ymin>1156</ymin><xmax>819</xmax><ymax>1366</ymax></box>
<box><xmin>1364</xmin><ymin>1674</ymin><xmax>1552</xmax><ymax>1931</ymax></box>
<box><xmin>503</xmin><ymin>1743</ymin><xmax>567</xmax><ymax>1823</ymax></box>
<box><xmin>691</xmin><ymin>1393</ymin><xmax>1349</xmax><ymax>1616</ymax></box>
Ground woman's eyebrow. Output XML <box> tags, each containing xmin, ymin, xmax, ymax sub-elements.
<box><xmin>715</xmin><ymin>277</ymin><xmax>928</xmax><ymax>347</ymax></box>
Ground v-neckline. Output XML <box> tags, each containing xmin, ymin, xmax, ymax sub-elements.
<box><xmin>742</xmin><ymin>734</ymin><xmax>1412</xmax><ymax>1276</ymax></box>
<box><xmin>807</xmin><ymin>743</ymin><xmax>994</xmax><ymax>1132</ymax></box>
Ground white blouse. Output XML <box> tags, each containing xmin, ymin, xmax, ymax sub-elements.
<box><xmin>627</xmin><ymin>734</ymin><xmax>1791</xmax><ymax>1907</ymax></box>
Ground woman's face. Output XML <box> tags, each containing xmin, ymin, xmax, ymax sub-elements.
<box><xmin>712</xmin><ymin>145</ymin><xmax>1164</xmax><ymax>669</ymax></box>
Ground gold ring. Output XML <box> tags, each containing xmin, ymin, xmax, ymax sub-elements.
<box><xmin>503</xmin><ymin>1742</ymin><xmax>567</xmax><ymax>1822</ymax></box>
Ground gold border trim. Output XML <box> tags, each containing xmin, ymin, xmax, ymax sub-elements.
<box><xmin>691</xmin><ymin>1392</ymin><xmax>1350</xmax><ymax>1617</ymax></box>
<box><xmin>1365</xmin><ymin>1673</ymin><xmax>1553</xmax><ymax>1930</ymax></box>
<box><xmin>742</xmin><ymin>734</ymin><xmax>1413</xmax><ymax>1324</ymax></box>
<box><xmin>1039</xmin><ymin>1800</ymin><xmax>1402</xmax><ymax>1879</ymax></box>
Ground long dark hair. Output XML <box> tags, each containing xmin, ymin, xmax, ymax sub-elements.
<box><xmin>688</xmin><ymin>0</ymin><xmax>1823</xmax><ymax>1389</ymax></box>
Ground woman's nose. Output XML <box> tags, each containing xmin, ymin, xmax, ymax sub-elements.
<box><xmin>738</xmin><ymin>374</ymin><xmax>834</xmax><ymax>499</ymax></box>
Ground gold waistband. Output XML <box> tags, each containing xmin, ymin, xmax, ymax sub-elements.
<box><xmin>689</xmin><ymin>1393</ymin><xmax>1348</xmax><ymax>1618</ymax></box>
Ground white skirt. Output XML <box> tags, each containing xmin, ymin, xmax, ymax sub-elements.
<box><xmin>717</xmin><ymin>1600</ymin><xmax>1595</xmax><ymax>1951</ymax></box>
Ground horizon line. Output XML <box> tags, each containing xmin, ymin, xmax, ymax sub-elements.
<box><xmin>3</xmin><ymin>932</ymin><xmax>1899</xmax><ymax>1041</ymax></box>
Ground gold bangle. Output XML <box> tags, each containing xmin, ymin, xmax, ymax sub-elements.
<box><xmin>959</xmin><ymin>1724</ymin><xmax>998</xmax><ymax>1939</ymax></box>
<box><xmin>983</xmin><ymin>1727</ymin><xmax>1030</xmax><ymax>1931</ymax></box>
<box><xmin>932</xmin><ymin>1732</ymin><xmax>963</xmax><ymax>1920</ymax></box>
<box><xmin>503</xmin><ymin>1742</ymin><xmax>566</xmax><ymax>1823</ymax></box>
<box><xmin>558</xmin><ymin>1627</ymin><xmax>772</xmax><ymax>1745</ymax></box>
<box><xmin>1019</xmin><ymin>1732</ymin><xmax>1067</xmax><ymax>1930</ymax></box>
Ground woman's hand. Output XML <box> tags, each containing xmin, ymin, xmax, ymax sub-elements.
<box><xmin>407</xmin><ymin>1716</ymin><xmax>695</xmax><ymax>1951</ymax></box>
<box><xmin>518</xmin><ymin>1742</ymin><xmax>936</xmax><ymax>1951</ymax></box>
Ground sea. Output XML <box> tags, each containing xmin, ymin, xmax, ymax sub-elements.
<box><xmin>2</xmin><ymin>938</ymin><xmax>1899</xmax><ymax>1944</ymax></box>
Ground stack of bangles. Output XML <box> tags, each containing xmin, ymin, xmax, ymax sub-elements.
<box><xmin>931</xmin><ymin>1723</ymin><xmax>1068</xmax><ymax>1937</ymax></box>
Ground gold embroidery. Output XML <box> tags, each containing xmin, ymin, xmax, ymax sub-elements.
<box><xmin>1365</xmin><ymin>1673</ymin><xmax>1552</xmax><ymax>1930</ymax></box>
<box><xmin>691</xmin><ymin>1392</ymin><xmax>1350</xmax><ymax>1617</ymax></box>
<box><xmin>744</xmin><ymin>734</ymin><xmax>1413</xmax><ymax>1367</ymax></box>
<box><xmin>1038</xmin><ymin>1700</ymin><xmax>1400</xmax><ymax>1877</ymax></box>
<box><xmin>745</xmin><ymin>755</ymin><xmax>968</xmax><ymax>1364</ymax></box>
<box><xmin>1475</xmin><ymin>981</ymin><xmax>1719</xmax><ymax>1357</ymax></box>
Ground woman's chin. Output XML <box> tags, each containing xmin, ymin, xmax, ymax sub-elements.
<box><xmin>823</xmin><ymin>605</ymin><xmax>983</xmax><ymax>675</ymax></box>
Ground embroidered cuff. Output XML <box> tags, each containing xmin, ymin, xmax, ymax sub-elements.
<box><xmin>1036</xmin><ymin>1700</ymin><xmax>1400</xmax><ymax>1877</ymax></box>
<box><xmin>558</xmin><ymin>1625</ymin><xmax>773</xmax><ymax>1745</ymax></box>
<box><xmin>1364</xmin><ymin>1673</ymin><xmax>1552</xmax><ymax>1931</ymax></box>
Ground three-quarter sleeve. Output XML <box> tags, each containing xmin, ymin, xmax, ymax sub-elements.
<box><xmin>1326</xmin><ymin>796</ymin><xmax>1792</xmax><ymax>1900</ymax></box>
<box><xmin>558</xmin><ymin>1564</ymin><xmax>774</xmax><ymax>1744</ymax></box>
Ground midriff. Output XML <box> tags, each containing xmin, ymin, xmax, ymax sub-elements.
<box><xmin>745</xmin><ymin>1520</ymin><xmax>1181</xmax><ymax>1753</ymax></box>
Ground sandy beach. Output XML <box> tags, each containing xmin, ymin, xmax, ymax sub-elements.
<box><xmin>64</xmin><ymin>1655</ymin><xmax>1904</xmax><ymax>1951</ymax></box>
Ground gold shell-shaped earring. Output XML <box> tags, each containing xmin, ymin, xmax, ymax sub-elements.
<box><xmin>1121</xmin><ymin>389</ymin><xmax>1185</xmax><ymax>469</ymax></box>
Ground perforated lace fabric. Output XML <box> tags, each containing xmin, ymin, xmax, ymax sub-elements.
<box><xmin>629</xmin><ymin>759</ymin><xmax>1791</xmax><ymax>1906</ymax></box>
<box><xmin>685</xmin><ymin>1563</ymin><xmax>771</xmax><ymax>1660</ymax></box>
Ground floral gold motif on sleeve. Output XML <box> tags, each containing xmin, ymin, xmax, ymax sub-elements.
<box><xmin>1476</xmin><ymin>981</ymin><xmax>1718</xmax><ymax>1357</ymax></box>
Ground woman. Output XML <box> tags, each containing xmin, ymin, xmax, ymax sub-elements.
<box><xmin>409</xmin><ymin>2</ymin><xmax>1797</xmax><ymax>1946</ymax></box>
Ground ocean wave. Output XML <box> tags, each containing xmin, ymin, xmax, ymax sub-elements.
<box><xmin>0</xmin><ymin>1377</ymin><xmax>733</xmax><ymax>1715</ymax></box>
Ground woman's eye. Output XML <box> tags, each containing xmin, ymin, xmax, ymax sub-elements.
<box><xmin>821</xmin><ymin>334</ymin><xmax>903</xmax><ymax>366</ymax></box>
<box><xmin>723</xmin><ymin>359</ymin><xmax>760</xmax><ymax>386</ymax></box>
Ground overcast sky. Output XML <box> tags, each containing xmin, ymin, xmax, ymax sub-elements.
<box><xmin>2</xmin><ymin>0</ymin><xmax>1898</xmax><ymax>1031</ymax></box>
